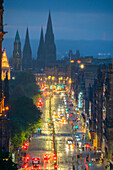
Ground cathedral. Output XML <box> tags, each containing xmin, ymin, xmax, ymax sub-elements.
<box><xmin>12</xmin><ymin>11</ymin><xmax>56</xmax><ymax>72</ymax></box>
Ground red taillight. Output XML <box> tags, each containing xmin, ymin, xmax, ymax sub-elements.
<box><xmin>54</xmin><ymin>164</ymin><xmax>58</xmax><ymax>169</ymax></box>
<box><xmin>53</xmin><ymin>153</ymin><xmax>57</xmax><ymax>160</ymax></box>
<box><xmin>23</xmin><ymin>163</ymin><xmax>28</xmax><ymax>168</ymax></box>
<box><xmin>22</xmin><ymin>145</ymin><xmax>27</xmax><ymax>150</ymax></box>
<box><xmin>38</xmin><ymin>166</ymin><xmax>41</xmax><ymax>170</ymax></box>
<box><xmin>86</xmin><ymin>144</ymin><xmax>90</xmax><ymax>148</ymax></box>
<box><xmin>26</xmin><ymin>154</ymin><xmax>30</xmax><ymax>161</ymax></box>
<box><xmin>34</xmin><ymin>158</ymin><xmax>38</xmax><ymax>161</ymax></box>
<box><xmin>31</xmin><ymin>166</ymin><xmax>34</xmax><ymax>170</ymax></box>
<box><xmin>54</xmin><ymin>157</ymin><xmax>57</xmax><ymax>160</ymax></box>
<box><xmin>24</xmin><ymin>142</ymin><xmax>29</xmax><ymax>147</ymax></box>
<box><xmin>53</xmin><ymin>153</ymin><xmax>56</xmax><ymax>157</ymax></box>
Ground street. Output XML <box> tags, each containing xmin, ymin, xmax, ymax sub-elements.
<box><xmin>22</xmin><ymin>91</ymin><xmax>105</xmax><ymax>170</ymax></box>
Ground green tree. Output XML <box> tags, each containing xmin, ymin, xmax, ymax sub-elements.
<box><xmin>9</xmin><ymin>72</ymin><xmax>40</xmax><ymax>99</ymax></box>
<box><xmin>11</xmin><ymin>84</ymin><xmax>26</xmax><ymax>99</ymax></box>
<box><xmin>10</xmin><ymin>96</ymin><xmax>42</xmax><ymax>148</ymax></box>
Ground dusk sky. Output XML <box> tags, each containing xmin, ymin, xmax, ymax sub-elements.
<box><xmin>4</xmin><ymin>0</ymin><xmax>113</xmax><ymax>40</ymax></box>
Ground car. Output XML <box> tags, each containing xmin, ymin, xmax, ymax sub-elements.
<box><xmin>66</xmin><ymin>137</ymin><xmax>74</xmax><ymax>149</ymax></box>
<box><xmin>32</xmin><ymin>157</ymin><xmax>40</xmax><ymax>168</ymax></box>
<box><xmin>43</xmin><ymin>153</ymin><xmax>51</xmax><ymax>161</ymax></box>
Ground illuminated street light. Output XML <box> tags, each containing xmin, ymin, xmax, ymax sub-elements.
<box><xmin>2</xmin><ymin>108</ymin><xmax>5</xmax><ymax>111</ymax></box>
<box><xmin>52</xmin><ymin>76</ymin><xmax>55</xmax><ymax>80</ymax></box>
<box><xmin>80</xmin><ymin>64</ymin><xmax>84</xmax><ymax>69</ymax></box>
<box><xmin>69</xmin><ymin>79</ymin><xmax>72</xmax><ymax>84</ymax></box>
<box><xmin>77</xmin><ymin>60</ymin><xmax>81</xmax><ymax>64</ymax></box>
<box><xmin>71</xmin><ymin>60</ymin><xmax>74</xmax><ymax>63</ymax></box>
<box><xmin>5</xmin><ymin>106</ymin><xmax>9</xmax><ymax>111</ymax></box>
<box><xmin>48</xmin><ymin>76</ymin><xmax>51</xmax><ymax>79</ymax></box>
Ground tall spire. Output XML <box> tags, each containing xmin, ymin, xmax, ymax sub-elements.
<box><xmin>46</xmin><ymin>11</ymin><xmax>53</xmax><ymax>38</ymax></box>
<box><xmin>15</xmin><ymin>30</ymin><xmax>20</xmax><ymax>39</ymax></box>
<box><xmin>45</xmin><ymin>11</ymin><xmax>56</xmax><ymax>67</ymax></box>
<box><xmin>2</xmin><ymin>49</ymin><xmax>10</xmax><ymax>80</ymax></box>
<box><xmin>13</xmin><ymin>30</ymin><xmax>22</xmax><ymax>72</ymax></box>
<box><xmin>37</xmin><ymin>27</ymin><xmax>45</xmax><ymax>69</ymax></box>
<box><xmin>22</xmin><ymin>27</ymin><xmax>32</xmax><ymax>70</ymax></box>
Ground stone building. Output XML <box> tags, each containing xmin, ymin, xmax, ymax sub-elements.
<box><xmin>104</xmin><ymin>65</ymin><xmax>113</xmax><ymax>168</ymax></box>
<box><xmin>0</xmin><ymin>0</ymin><xmax>10</xmax><ymax>152</ymax></box>
<box><xmin>45</xmin><ymin>11</ymin><xmax>56</xmax><ymax>67</ymax></box>
<box><xmin>13</xmin><ymin>30</ymin><xmax>22</xmax><ymax>72</ymax></box>
<box><xmin>37</xmin><ymin>28</ymin><xmax>45</xmax><ymax>69</ymax></box>
<box><xmin>2</xmin><ymin>49</ymin><xmax>10</xmax><ymax>80</ymax></box>
<box><xmin>22</xmin><ymin>27</ymin><xmax>32</xmax><ymax>70</ymax></box>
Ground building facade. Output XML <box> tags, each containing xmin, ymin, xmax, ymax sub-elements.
<box><xmin>0</xmin><ymin>0</ymin><xmax>10</xmax><ymax>152</ymax></box>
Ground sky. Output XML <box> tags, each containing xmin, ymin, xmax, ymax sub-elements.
<box><xmin>3</xmin><ymin>0</ymin><xmax>113</xmax><ymax>40</ymax></box>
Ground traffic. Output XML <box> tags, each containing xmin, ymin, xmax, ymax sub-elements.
<box><xmin>18</xmin><ymin>86</ymin><xmax>104</xmax><ymax>170</ymax></box>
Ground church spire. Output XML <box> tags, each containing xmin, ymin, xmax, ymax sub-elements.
<box><xmin>39</xmin><ymin>27</ymin><xmax>44</xmax><ymax>48</ymax></box>
<box><xmin>37</xmin><ymin>27</ymin><xmax>45</xmax><ymax>69</ymax></box>
<box><xmin>45</xmin><ymin>11</ymin><xmax>56</xmax><ymax>67</ymax></box>
<box><xmin>46</xmin><ymin>11</ymin><xmax>53</xmax><ymax>37</ymax></box>
<box><xmin>15</xmin><ymin>30</ymin><xmax>20</xmax><ymax>39</ymax></box>
<box><xmin>22</xmin><ymin>27</ymin><xmax>32</xmax><ymax>70</ymax></box>
<box><xmin>13</xmin><ymin>30</ymin><xmax>22</xmax><ymax>72</ymax></box>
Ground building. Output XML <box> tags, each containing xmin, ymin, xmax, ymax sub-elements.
<box><xmin>22</xmin><ymin>27</ymin><xmax>32</xmax><ymax>70</ymax></box>
<box><xmin>32</xmin><ymin>70</ymin><xmax>46</xmax><ymax>88</ymax></box>
<box><xmin>0</xmin><ymin>0</ymin><xmax>10</xmax><ymax>152</ymax></box>
<box><xmin>2</xmin><ymin>49</ymin><xmax>10</xmax><ymax>80</ymax></box>
<box><xmin>37</xmin><ymin>28</ymin><xmax>45</xmax><ymax>69</ymax></box>
<box><xmin>13</xmin><ymin>30</ymin><xmax>22</xmax><ymax>72</ymax></box>
<box><xmin>45</xmin><ymin>11</ymin><xmax>56</xmax><ymax>67</ymax></box>
<box><xmin>103</xmin><ymin>65</ymin><xmax>113</xmax><ymax>168</ymax></box>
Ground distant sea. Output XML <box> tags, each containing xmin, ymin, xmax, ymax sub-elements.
<box><xmin>3</xmin><ymin>39</ymin><xmax>113</xmax><ymax>59</ymax></box>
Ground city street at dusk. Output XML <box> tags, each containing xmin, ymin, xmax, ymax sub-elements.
<box><xmin>0</xmin><ymin>1</ymin><xmax>113</xmax><ymax>170</ymax></box>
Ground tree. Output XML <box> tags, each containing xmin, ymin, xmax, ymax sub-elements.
<box><xmin>11</xmin><ymin>84</ymin><xmax>26</xmax><ymax>99</ymax></box>
<box><xmin>9</xmin><ymin>72</ymin><xmax>40</xmax><ymax>99</ymax></box>
<box><xmin>10</xmin><ymin>96</ymin><xmax>42</xmax><ymax>148</ymax></box>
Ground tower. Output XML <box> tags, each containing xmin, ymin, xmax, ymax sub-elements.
<box><xmin>37</xmin><ymin>27</ymin><xmax>45</xmax><ymax>69</ymax></box>
<box><xmin>13</xmin><ymin>30</ymin><xmax>22</xmax><ymax>72</ymax></box>
<box><xmin>2</xmin><ymin>49</ymin><xmax>10</xmax><ymax>80</ymax></box>
<box><xmin>45</xmin><ymin>11</ymin><xmax>56</xmax><ymax>67</ymax></box>
<box><xmin>0</xmin><ymin>0</ymin><xmax>10</xmax><ymax>152</ymax></box>
<box><xmin>22</xmin><ymin>27</ymin><xmax>32</xmax><ymax>70</ymax></box>
<box><xmin>0</xmin><ymin>0</ymin><xmax>5</xmax><ymax>100</ymax></box>
<box><xmin>4</xmin><ymin>72</ymin><xmax>9</xmax><ymax>106</ymax></box>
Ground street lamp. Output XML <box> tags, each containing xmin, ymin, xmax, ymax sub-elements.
<box><xmin>80</xmin><ymin>64</ymin><xmax>84</xmax><ymax>69</ymax></box>
<box><xmin>69</xmin><ymin>79</ymin><xmax>72</xmax><ymax>84</ymax></box>
<box><xmin>71</xmin><ymin>60</ymin><xmax>74</xmax><ymax>63</ymax></box>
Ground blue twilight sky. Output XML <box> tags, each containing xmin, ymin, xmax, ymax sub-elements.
<box><xmin>3</xmin><ymin>0</ymin><xmax>113</xmax><ymax>40</ymax></box>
